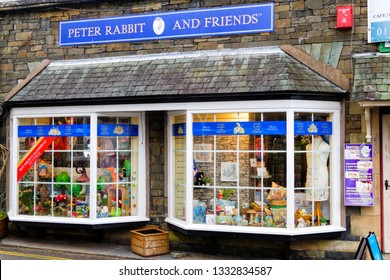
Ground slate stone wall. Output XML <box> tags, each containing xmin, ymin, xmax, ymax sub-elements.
<box><xmin>0</xmin><ymin>0</ymin><xmax>375</xmax><ymax>96</ymax></box>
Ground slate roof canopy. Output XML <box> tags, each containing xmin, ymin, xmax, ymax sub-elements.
<box><xmin>6</xmin><ymin>46</ymin><xmax>348</xmax><ymax>107</ymax></box>
<box><xmin>352</xmin><ymin>52</ymin><xmax>390</xmax><ymax>102</ymax></box>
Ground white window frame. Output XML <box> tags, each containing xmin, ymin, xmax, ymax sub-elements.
<box><xmin>166</xmin><ymin>99</ymin><xmax>345</xmax><ymax>236</ymax></box>
<box><xmin>9</xmin><ymin>106</ymin><xmax>147</xmax><ymax>225</ymax></box>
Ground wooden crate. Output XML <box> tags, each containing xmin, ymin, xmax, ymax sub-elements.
<box><xmin>130</xmin><ymin>227</ymin><xmax>169</xmax><ymax>257</ymax></box>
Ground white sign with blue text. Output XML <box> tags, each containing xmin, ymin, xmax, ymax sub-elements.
<box><xmin>368</xmin><ymin>0</ymin><xmax>390</xmax><ymax>43</ymax></box>
<box><xmin>59</xmin><ymin>3</ymin><xmax>274</xmax><ymax>46</ymax></box>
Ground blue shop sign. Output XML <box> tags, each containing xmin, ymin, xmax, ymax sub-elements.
<box><xmin>59</xmin><ymin>3</ymin><xmax>274</xmax><ymax>46</ymax></box>
<box><xmin>97</xmin><ymin>124</ymin><xmax>138</xmax><ymax>136</ymax></box>
<box><xmin>18</xmin><ymin>124</ymin><xmax>90</xmax><ymax>137</ymax></box>
<box><xmin>193</xmin><ymin>121</ymin><xmax>286</xmax><ymax>136</ymax></box>
<box><xmin>173</xmin><ymin>123</ymin><xmax>187</xmax><ymax>136</ymax></box>
<box><xmin>18</xmin><ymin>124</ymin><xmax>138</xmax><ymax>137</ymax></box>
<box><xmin>294</xmin><ymin>121</ymin><xmax>333</xmax><ymax>135</ymax></box>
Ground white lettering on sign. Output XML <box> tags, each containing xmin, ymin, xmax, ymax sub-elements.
<box><xmin>204</xmin><ymin>14</ymin><xmax>260</xmax><ymax>28</ymax></box>
<box><xmin>68</xmin><ymin>26</ymin><xmax>102</xmax><ymax>38</ymax></box>
<box><xmin>105</xmin><ymin>23</ymin><xmax>146</xmax><ymax>35</ymax></box>
<box><xmin>173</xmin><ymin>18</ymin><xmax>201</xmax><ymax>30</ymax></box>
<box><xmin>67</xmin><ymin>23</ymin><xmax>146</xmax><ymax>38</ymax></box>
<box><xmin>172</xmin><ymin>13</ymin><xmax>260</xmax><ymax>31</ymax></box>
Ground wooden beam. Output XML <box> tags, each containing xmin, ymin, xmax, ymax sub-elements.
<box><xmin>280</xmin><ymin>45</ymin><xmax>350</xmax><ymax>91</ymax></box>
<box><xmin>4</xmin><ymin>59</ymin><xmax>51</xmax><ymax>102</ymax></box>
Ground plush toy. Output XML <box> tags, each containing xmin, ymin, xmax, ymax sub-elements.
<box><xmin>217</xmin><ymin>189</ymin><xmax>224</xmax><ymax>199</ymax></box>
<box><xmin>122</xmin><ymin>160</ymin><xmax>131</xmax><ymax>177</ymax></box>
<box><xmin>71</xmin><ymin>184</ymin><xmax>82</xmax><ymax>197</ymax></box>
<box><xmin>110</xmin><ymin>207</ymin><xmax>121</xmax><ymax>217</ymax></box>
<box><xmin>55</xmin><ymin>171</ymin><xmax>70</xmax><ymax>190</ymax></box>
<box><xmin>296</xmin><ymin>217</ymin><xmax>307</xmax><ymax>228</ymax></box>
<box><xmin>97</xmin><ymin>206</ymin><xmax>108</xmax><ymax>218</ymax></box>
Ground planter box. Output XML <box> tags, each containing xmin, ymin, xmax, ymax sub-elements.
<box><xmin>0</xmin><ymin>217</ymin><xmax>9</xmax><ymax>239</ymax></box>
<box><xmin>130</xmin><ymin>227</ymin><xmax>169</xmax><ymax>257</ymax></box>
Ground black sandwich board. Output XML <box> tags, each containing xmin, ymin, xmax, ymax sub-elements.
<box><xmin>354</xmin><ymin>232</ymin><xmax>383</xmax><ymax>260</ymax></box>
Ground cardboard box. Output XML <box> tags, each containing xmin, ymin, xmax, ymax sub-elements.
<box><xmin>130</xmin><ymin>227</ymin><xmax>169</xmax><ymax>257</ymax></box>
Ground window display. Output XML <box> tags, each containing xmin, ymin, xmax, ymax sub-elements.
<box><xmin>18</xmin><ymin>116</ymin><xmax>91</xmax><ymax>218</ymax></box>
<box><xmin>167</xmin><ymin>101</ymin><xmax>342</xmax><ymax>235</ymax></box>
<box><xmin>191</xmin><ymin>112</ymin><xmax>287</xmax><ymax>228</ymax></box>
<box><xmin>294</xmin><ymin>112</ymin><xmax>333</xmax><ymax>227</ymax></box>
<box><xmin>12</xmin><ymin>112</ymin><xmax>145</xmax><ymax>224</ymax></box>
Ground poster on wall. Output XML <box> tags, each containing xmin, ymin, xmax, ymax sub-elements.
<box><xmin>368</xmin><ymin>0</ymin><xmax>390</xmax><ymax>43</ymax></box>
<box><xmin>221</xmin><ymin>162</ymin><xmax>238</xmax><ymax>182</ymax></box>
<box><xmin>193</xmin><ymin>144</ymin><xmax>212</xmax><ymax>163</ymax></box>
<box><xmin>344</xmin><ymin>144</ymin><xmax>374</xmax><ymax>206</ymax></box>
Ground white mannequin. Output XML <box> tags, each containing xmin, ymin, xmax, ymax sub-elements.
<box><xmin>305</xmin><ymin>136</ymin><xmax>330</xmax><ymax>201</ymax></box>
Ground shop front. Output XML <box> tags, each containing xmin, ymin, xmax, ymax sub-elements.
<box><xmin>5</xmin><ymin>46</ymin><xmax>348</xmax><ymax>240</ymax></box>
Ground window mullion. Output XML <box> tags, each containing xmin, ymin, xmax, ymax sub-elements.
<box><xmin>286</xmin><ymin>110</ymin><xmax>295</xmax><ymax>230</ymax></box>
<box><xmin>89</xmin><ymin>114</ymin><xmax>98</xmax><ymax>220</ymax></box>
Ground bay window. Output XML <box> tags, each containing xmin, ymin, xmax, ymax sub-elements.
<box><xmin>167</xmin><ymin>100</ymin><xmax>343</xmax><ymax>236</ymax></box>
<box><xmin>10</xmin><ymin>108</ymin><xmax>146</xmax><ymax>225</ymax></box>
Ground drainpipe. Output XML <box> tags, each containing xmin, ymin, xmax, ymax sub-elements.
<box><xmin>365</xmin><ymin>107</ymin><xmax>372</xmax><ymax>143</ymax></box>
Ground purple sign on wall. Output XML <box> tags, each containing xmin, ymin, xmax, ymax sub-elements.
<box><xmin>344</xmin><ymin>144</ymin><xmax>374</xmax><ymax>206</ymax></box>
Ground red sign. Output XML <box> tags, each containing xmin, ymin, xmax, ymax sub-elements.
<box><xmin>17</xmin><ymin>137</ymin><xmax>56</xmax><ymax>182</ymax></box>
<box><xmin>336</xmin><ymin>6</ymin><xmax>353</xmax><ymax>29</ymax></box>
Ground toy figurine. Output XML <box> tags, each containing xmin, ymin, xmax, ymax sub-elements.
<box><xmin>37</xmin><ymin>159</ymin><xmax>48</xmax><ymax>177</ymax></box>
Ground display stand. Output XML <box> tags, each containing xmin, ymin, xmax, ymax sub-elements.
<box><xmin>107</xmin><ymin>187</ymin><xmax>131</xmax><ymax>216</ymax></box>
<box><xmin>314</xmin><ymin>201</ymin><xmax>323</xmax><ymax>226</ymax></box>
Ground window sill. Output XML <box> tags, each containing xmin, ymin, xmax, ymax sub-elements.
<box><xmin>9</xmin><ymin>214</ymin><xmax>150</xmax><ymax>226</ymax></box>
<box><xmin>166</xmin><ymin>217</ymin><xmax>346</xmax><ymax>238</ymax></box>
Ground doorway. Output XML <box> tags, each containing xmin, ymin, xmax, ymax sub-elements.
<box><xmin>381</xmin><ymin>114</ymin><xmax>390</xmax><ymax>253</ymax></box>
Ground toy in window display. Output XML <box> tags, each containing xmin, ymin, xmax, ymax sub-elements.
<box><xmin>97</xmin><ymin>205</ymin><xmax>108</xmax><ymax>218</ymax></box>
<box><xmin>36</xmin><ymin>158</ymin><xmax>53</xmax><ymax>180</ymax></box>
<box><xmin>53</xmin><ymin>194</ymin><xmax>68</xmax><ymax>216</ymax></box>
<box><xmin>122</xmin><ymin>159</ymin><xmax>131</xmax><ymax>177</ymax></box>
<box><xmin>37</xmin><ymin>159</ymin><xmax>47</xmax><ymax>177</ymax></box>
<box><xmin>25</xmin><ymin>137</ymin><xmax>35</xmax><ymax>149</ymax></box>
<box><xmin>194</xmin><ymin>172</ymin><xmax>205</xmax><ymax>186</ymax></box>
<box><xmin>36</xmin><ymin>185</ymin><xmax>51</xmax><ymax>216</ymax></box>
<box><xmin>75</xmin><ymin>164</ymin><xmax>89</xmax><ymax>196</ymax></box>
<box><xmin>247</xmin><ymin>209</ymin><xmax>257</xmax><ymax>225</ymax></box>
<box><xmin>110</xmin><ymin>207</ymin><xmax>121</xmax><ymax>217</ymax></box>
<box><xmin>55</xmin><ymin>171</ymin><xmax>71</xmax><ymax>193</ymax></box>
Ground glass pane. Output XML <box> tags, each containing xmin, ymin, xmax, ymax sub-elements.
<box><xmin>192</xmin><ymin>112</ymin><xmax>287</xmax><ymax>228</ymax></box>
<box><xmin>36</xmin><ymin>184</ymin><xmax>52</xmax><ymax>216</ymax></box>
<box><xmin>17</xmin><ymin>116</ymin><xmax>90</xmax><ymax>218</ymax></box>
<box><xmin>97</xmin><ymin>115</ymin><xmax>139</xmax><ymax>217</ymax></box>
<box><xmin>294</xmin><ymin>112</ymin><xmax>333</xmax><ymax>227</ymax></box>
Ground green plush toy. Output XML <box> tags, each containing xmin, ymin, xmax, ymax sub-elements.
<box><xmin>55</xmin><ymin>171</ymin><xmax>70</xmax><ymax>190</ymax></box>
<box><xmin>122</xmin><ymin>160</ymin><xmax>131</xmax><ymax>177</ymax></box>
<box><xmin>71</xmin><ymin>184</ymin><xmax>82</xmax><ymax>197</ymax></box>
<box><xmin>110</xmin><ymin>208</ymin><xmax>121</xmax><ymax>217</ymax></box>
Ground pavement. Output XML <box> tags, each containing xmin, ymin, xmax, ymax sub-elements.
<box><xmin>1</xmin><ymin>229</ymin><xmax>389</xmax><ymax>260</ymax></box>
<box><xmin>0</xmin><ymin>234</ymin><xmax>235</xmax><ymax>260</ymax></box>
